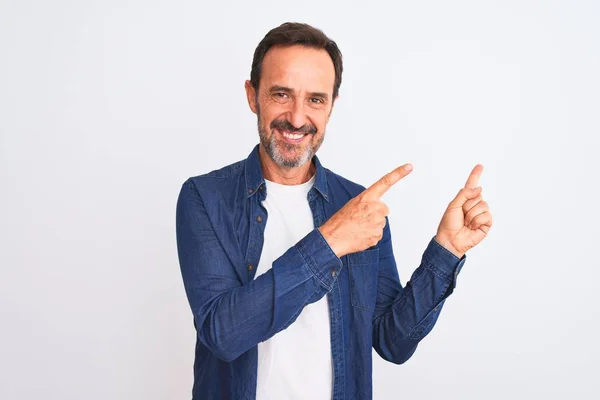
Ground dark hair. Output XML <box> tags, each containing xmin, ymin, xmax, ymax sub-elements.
<box><xmin>250</xmin><ymin>22</ymin><xmax>343</xmax><ymax>99</ymax></box>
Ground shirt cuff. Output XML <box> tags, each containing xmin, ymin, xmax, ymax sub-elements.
<box><xmin>295</xmin><ymin>228</ymin><xmax>343</xmax><ymax>290</ymax></box>
<box><xmin>423</xmin><ymin>236</ymin><xmax>467</xmax><ymax>289</ymax></box>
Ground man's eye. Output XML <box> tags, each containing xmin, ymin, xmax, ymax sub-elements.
<box><xmin>310</xmin><ymin>98</ymin><xmax>324</xmax><ymax>104</ymax></box>
<box><xmin>274</xmin><ymin>93</ymin><xmax>288</xmax><ymax>98</ymax></box>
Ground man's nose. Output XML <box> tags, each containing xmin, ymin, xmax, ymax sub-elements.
<box><xmin>286</xmin><ymin>100</ymin><xmax>308</xmax><ymax>130</ymax></box>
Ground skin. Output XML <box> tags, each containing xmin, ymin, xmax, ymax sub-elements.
<box><xmin>245</xmin><ymin>45</ymin><xmax>335</xmax><ymax>185</ymax></box>
<box><xmin>244</xmin><ymin>44</ymin><xmax>493</xmax><ymax>259</ymax></box>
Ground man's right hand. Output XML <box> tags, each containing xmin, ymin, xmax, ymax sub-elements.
<box><xmin>318</xmin><ymin>163</ymin><xmax>413</xmax><ymax>258</ymax></box>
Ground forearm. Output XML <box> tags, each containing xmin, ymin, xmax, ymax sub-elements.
<box><xmin>372</xmin><ymin>236</ymin><xmax>466</xmax><ymax>364</ymax></box>
<box><xmin>182</xmin><ymin>228</ymin><xmax>342</xmax><ymax>362</ymax></box>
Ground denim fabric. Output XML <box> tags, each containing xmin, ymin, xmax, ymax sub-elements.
<box><xmin>176</xmin><ymin>144</ymin><xmax>467</xmax><ymax>400</ymax></box>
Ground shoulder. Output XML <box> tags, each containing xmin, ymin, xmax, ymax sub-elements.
<box><xmin>182</xmin><ymin>158</ymin><xmax>246</xmax><ymax>192</ymax></box>
<box><xmin>177</xmin><ymin>158</ymin><xmax>247</xmax><ymax>213</ymax></box>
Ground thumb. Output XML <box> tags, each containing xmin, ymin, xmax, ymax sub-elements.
<box><xmin>448</xmin><ymin>186</ymin><xmax>482</xmax><ymax>209</ymax></box>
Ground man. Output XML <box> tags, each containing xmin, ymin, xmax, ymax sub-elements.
<box><xmin>176</xmin><ymin>22</ymin><xmax>493</xmax><ymax>400</ymax></box>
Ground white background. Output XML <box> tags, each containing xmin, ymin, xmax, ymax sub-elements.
<box><xmin>1</xmin><ymin>0</ymin><xmax>599</xmax><ymax>399</ymax></box>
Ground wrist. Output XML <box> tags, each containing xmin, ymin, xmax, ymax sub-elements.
<box><xmin>434</xmin><ymin>234</ymin><xmax>464</xmax><ymax>259</ymax></box>
<box><xmin>318</xmin><ymin>225</ymin><xmax>345</xmax><ymax>258</ymax></box>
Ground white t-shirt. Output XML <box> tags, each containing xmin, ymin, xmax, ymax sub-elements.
<box><xmin>255</xmin><ymin>174</ymin><xmax>332</xmax><ymax>400</ymax></box>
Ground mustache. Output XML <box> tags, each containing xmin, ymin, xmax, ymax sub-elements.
<box><xmin>270</xmin><ymin>119</ymin><xmax>317</xmax><ymax>135</ymax></box>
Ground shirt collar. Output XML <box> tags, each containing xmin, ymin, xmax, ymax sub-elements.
<box><xmin>244</xmin><ymin>144</ymin><xmax>329</xmax><ymax>202</ymax></box>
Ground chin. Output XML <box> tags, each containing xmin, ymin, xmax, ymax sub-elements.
<box><xmin>272</xmin><ymin>147</ymin><xmax>313</xmax><ymax>169</ymax></box>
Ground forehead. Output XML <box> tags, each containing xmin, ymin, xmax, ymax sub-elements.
<box><xmin>260</xmin><ymin>45</ymin><xmax>335</xmax><ymax>95</ymax></box>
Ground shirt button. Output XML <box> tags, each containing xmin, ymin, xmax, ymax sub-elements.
<box><xmin>248</xmin><ymin>189</ymin><xmax>254</xmax><ymax>194</ymax></box>
<box><xmin>256</xmin><ymin>216</ymin><xmax>263</xmax><ymax>223</ymax></box>
<box><xmin>331</xmin><ymin>269</ymin><xmax>336</xmax><ymax>277</ymax></box>
<box><xmin>248</xmin><ymin>264</ymin><xmax>253</xmax><ymax>271</ymax></box>
<box><xmin>259</xmin><ymin>185</ymin><xmax>264</xmax><ymax>191</ymax></box>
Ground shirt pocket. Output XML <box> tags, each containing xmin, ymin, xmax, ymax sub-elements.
<box><xmin>346</xmin><ymin>248</ymin><xmax>379</xmax><ymax>312</ymax></box>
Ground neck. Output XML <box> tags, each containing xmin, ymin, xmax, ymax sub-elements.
<box><xmin>258</xmin><ymin>145</ymin><xmax>316</xmax><ymax>185</ymax></box>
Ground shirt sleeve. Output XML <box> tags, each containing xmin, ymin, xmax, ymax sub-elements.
<box><xmin>371</xmin><ymin>217</ymin><xmax>466</xmax><ymax>364</ymax></box>
<box><xmin>176</xmin><ymin>179</ymin><xmax>342</xmax><ymax>362</ymax></box>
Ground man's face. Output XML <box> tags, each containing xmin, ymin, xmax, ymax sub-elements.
<box><xmin>245</xmin><ymin>45</ymin><xmax>337</xmax><ymax>169</ymax></box>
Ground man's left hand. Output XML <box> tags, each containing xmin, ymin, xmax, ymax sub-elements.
<box><xmin>434</xmin><ymin>164</ymin><xmax>493</xmax><ymax>258</ymax></box>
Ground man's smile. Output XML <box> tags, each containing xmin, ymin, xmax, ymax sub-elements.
<box><xmin>276</xmin><ymin>128</ymin><xmax>310</xmax><ymax>143</ymax></box>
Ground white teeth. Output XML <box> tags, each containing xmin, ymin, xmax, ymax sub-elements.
<box><xmin>282</xmin><ymin>132</ymin><xmax>304</xmax><ymax>140</ymax></box>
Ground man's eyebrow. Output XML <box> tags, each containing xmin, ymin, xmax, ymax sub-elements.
<box><xmin>268</xmin><ymin>85</ymin><xmax>329</xmax><ymax>101</ymax></box>
<box><xmin>269</xmin><ymin>85</ymin><xmax>294</xmax><ymax>93</ymax></box>
<box><xmin>309</xmin><ymin>92</ymin><xmax>329</xmax><ymax>101</ymax></box>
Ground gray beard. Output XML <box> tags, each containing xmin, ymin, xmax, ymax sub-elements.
<box><xmin>257</xmin><ymin>116</ymin><xmax>322</xmax><ymax>169</ymax></box>
<box><xmin>261</xmin><ymin>131</ymin><xmax>314</xmax><ymax>169</ymax></box>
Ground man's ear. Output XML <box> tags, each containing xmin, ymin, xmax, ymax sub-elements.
<box><xmin>327</xmin><ymin>95</ymin><xmax>339</xmax><ymax>121</ymax></box>
<box><xmin>245</xmin><ymin>80</ymin><xmax>258</xmax><ymax>114</ymax></box>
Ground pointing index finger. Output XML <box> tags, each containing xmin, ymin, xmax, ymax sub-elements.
<box><xmin>363</xmin><ymin>164</ymin><xmax>413</xmax><ymax>200</ymax></box>
<box><xmin>464</xmin><ymin>164</ymin><xmax>484</xmax><ymax>188</ymax></box>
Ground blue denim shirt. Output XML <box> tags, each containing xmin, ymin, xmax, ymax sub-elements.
<box><xmin>176</xmin><ymin>144</ymin><xmax>467</xmax><ymax>400</ymax></box>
